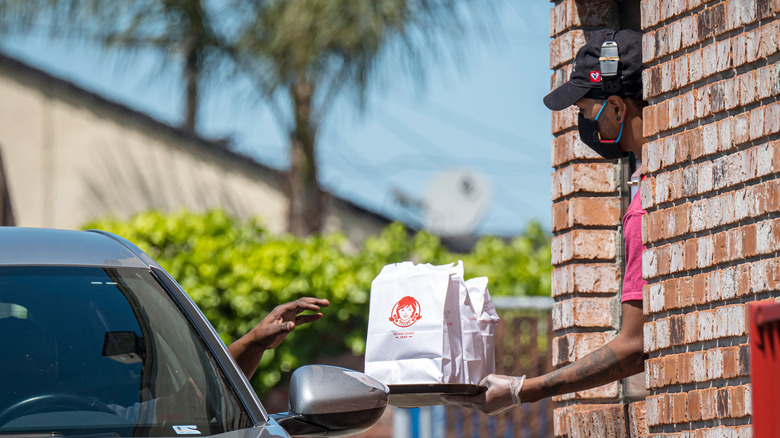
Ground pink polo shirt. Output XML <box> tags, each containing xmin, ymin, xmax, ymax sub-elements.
<box><xmin>622</xmin><ymin>189</ymin><xmax>647</xmax><ymax>302</ymax></box>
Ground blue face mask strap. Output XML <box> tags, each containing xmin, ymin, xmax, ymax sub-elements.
<box><xmin>594</xmin><ymin>101</ymin><xmax>608</xmax><ymax>120</ymax></box>
<box><xmin>594</xmin><ymin>101</ymin><xmax>624</xmax><ymax>143</ymax></box>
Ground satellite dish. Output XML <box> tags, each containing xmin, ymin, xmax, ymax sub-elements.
<box><xmin>422</xmin><ymin>168</ymin><xmax>493</xmax><ymax>236</ymax></box>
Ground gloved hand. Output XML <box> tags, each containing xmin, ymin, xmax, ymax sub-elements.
<box><xmin>441</xmin><ymin>374</ymin><xmax>526</xmax><ymax>416</ymax></box>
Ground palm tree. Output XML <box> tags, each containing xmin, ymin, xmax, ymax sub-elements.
<box><xmin>233</xmin><ymin>0</ymin><xmax>489</xmax><ymax>236</ymax></box>
<box><xmin>1</xmin><ymin>0</ymin><xmax>229</xmax><ymax>133</ymax></box>
<box><xmin>1</xmin><ymin>0</ymin><xmax>495</xmax><ymax>236</ymax></box>
<box><xmin>0</xmin><ymin>148</ymin><xmax>15</xmax><ymax>226</ymax></box>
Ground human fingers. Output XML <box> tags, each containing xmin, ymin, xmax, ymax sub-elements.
<box><xmin>298</xmin><ymin>297</ymin><xmax>330</xmax><ymax>307</ymax></box>
<box><xmin>477</xmin><ymin>375</ymin><xmax>516</xmax><ymax>415</ymax></box>
<box><xmin>277</xmin><ymin>298</ymin><xmax>329</xmax><ymax>316</ymax></box>
<box><xmin>294</xmin><ymin>312</ymin><xmax>324</xmax><ymax>326</ymax></box>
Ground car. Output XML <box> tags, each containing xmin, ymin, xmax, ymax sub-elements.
<box><xmin>0</xmin><ymin>227</ymin><xmax>388</xmax><ymax>437</ymax></box>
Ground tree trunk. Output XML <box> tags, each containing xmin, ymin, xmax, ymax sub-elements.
<box><xmin>184</xmin><ymin>46</ymin><xmax>199</xmax><ymax>133</ymax></box>
<box><xmin>286</xmin><ymin>80</ymin><xmax>323</xmax><ymax>237</ymax></box>
<box><xmin>0</xmin><ymin>147</ymin><xmax>16</xmax><ymax>226</ymax></box>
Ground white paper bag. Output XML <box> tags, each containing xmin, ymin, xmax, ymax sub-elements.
<box><xmin>465</xmin><ymin>277</ymin><xmax>500</xmax><ymax>376</ymax></box>
<box><xmin>452</xmin><ymin>262</ymin><xmax>485</xmax><ymax>384</ymax></box>
<box><xmin>364</xmin><ymin>262</ymin><xmax>464</xmax><ymax>385</ymax></box>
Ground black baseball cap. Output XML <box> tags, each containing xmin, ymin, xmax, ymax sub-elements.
<box><xmin>543</xmin><ymin>29</ymin><xmax>644</xmax><ymax>111</ymax></box>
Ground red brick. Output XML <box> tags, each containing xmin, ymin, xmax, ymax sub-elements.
<box><xmin>722</xmin><ymin>346</ymin><xmax>739</xmax><ymax>378</ymax></box>
<box><xmin>552</xmin><ymin>163</ymin><xmax>619</xmax><ymax>199</ymax></box>
<box><xmin>643</xmin><ymin>105</ymin><xmax>657</xmax><ymax>138</ymax></box>
<box><xmin>677</xmin><ymin>352</ymin><xmax>693</xmax><ymax>384</ymax></box>
<box><xmin>761</xmin><ymin>21</ymin><xmax>779</xmax><ymax>57</ymax></box>
<box><xmin>743</xmin><ymin>224</ymin><xmax>757</xmax><ymax>257</ymax></box>
<box><xmin>553</xmin><ymin>332</ymin><xmax>614</xmax><ymax>366</ymax></box>
<box><xmin>651</xmin><ymin>211</ymin><xmax>666</xmax><ymax>244</ymax></box>
<box><xmin>775</xmin><ymin>140</ymin><xmax>780</xmax><ymax>174</ymax></box>
<box><xmin>711</xmin><ymin>2</ymin><xmax>728</xmax><ymax>36</ymax></box>
<box><xmin>766</xmin><ymin>102</ymin><xmax>780</xmax><ymax>135</ymax></box>
<box><xmin>553</xmin><ymin>297</ymin><xmax>615</xmax><ymax>329</ymax></box>
<box><xmin>750</xmin><ymin>106</ymin><xmax>765</xmax><ymax>141</ymax></box>
<box><xmin>728</xmin><ymin>227</ymin><xmax>743</xmax><ymax>260</ymax></box>
<box><xmin>731</xmin><ymin>385</ymin><xmax>749</xmax><ymax>418</ymax></box>
<box><xmin>728</xmin><ymin>114</ymin><xmax>747</xmax><ymax>148</ymax></box>
<box><xmin>569</xmin><ymin>197</ymin><xmax>621</xmax><ymax>227</ymax></box>
<box><xmin>701</xmin><ymin>387</ymin><xmax>718</xmax><ymax>420</ymax></box>
<box><xmin>669</xmin><ymin>96</ymin><xmax>680</xmax><ymax>128</ymax></box>
<box><xmin>572</xmin><ymin>229</ymin><xmax>617</xmax><ymax>260</ymax></box>
<box><xmin>718</xmin><ymin>117</ymin><xmax>734</xmax><ymax>151</ymax></box>
<box><xmin>717</xmin><ymin>387</ymin><xmax>731</xmax><ymax>419</ymax></box>
<box><xmin>670</xmin><ymin>168</ymin><xmax>685</xmax><ymax>201</ymax></box>
<box><xmin>705</xmin><ymin>234</ymin><xmax>718</xmax><ymax>268</ymax></box>
<box><xmin>663</xmin><ymin>354</ymin><xmax>678</xmax><ymax>386</ymax></box>
<box><xmin>673</xmin><ymin>207</ymin><xmax>687</xmax><ymax>240</ymax></box>
<box><xmin>690</xmin><ymin>126</ymin><xmax>705</xmax><ymax>161</ymax></box>
<box><xmin>554</xmin><ymin>406</ymin><xmax>571</xmax><ymax>436</ymax></box>
<box><xmin>702</xmin><ymin>40</ymin><xmax>717</xmax><ymax>79</ymax></box>
<box><xmin>646</xmin><ymin>357</ymin><xmax>661</xmax><ymax>388</ymax></box>
<box><xmin>739</xmin><ymin>70</ymin><xmax>757</xmax><ymax>106</ymax></box>
<box><xmin>657</xmin><ymin>100</ymin><xmax>669</xmax><ymax>133</ymax></box>
<box><xmin>680</xmin><ymin>15</ymin><xmax>698</xmax><ymax>49</ymax></box>
<box><xmin>552</xmin><ymin>200</ymin><xmax>570</xmax><ymax>232</ymax></box>
<box><xmin>642</xmin><ymin>27</ymin><xmax>657</xmax><ymax>61</ymax></box>
<box><xmin>689</xmin><ymin>48</ymin><xmax>703</xmax><ymax>82</ymax></box>
<box><xmin>570</xmin><ymin>0</ymin><xmax>614</xmax><ymax>27</ymax></box>
<box><xmin>575</xmin><ymin>382</ymin><xmax>619</xmax><ymax>400</ymax></box>
<box><xmin>713</xmin><ymin>232</ymin><xmax>728</xmax><ymax>264</ymax></box>
<box><xmin>571</xmin><ymin>263</ymin><xmax>621</xmax><ymax>294</ymax></box>
<box><xmin>694</xmin><ymin>273</ymin><xmax>708</xmax><ymax>305</ymax></box>
<box><xmin>563</xmin><ymin>404</ymin><xmax>626</xmax><ymax>437</ymax></box>
<box><xmin>684</xmin><ymin>311</ymin><xmax>698</xmax><ymax>344</ymax></box>
<box><xmin>736</xmin><ymin>264</ymin><xmax>751</xmax><ymax>296</ymax></box>
<box><xmin>673</xmin><ymin>392</ymin><xmax>688</xmax><ymax>423</ymax></box>
<box><xmin>679</xmin><ymin>276</ymin><xmax>694</xmax><ymax>308</ymax></box>
<box><xmin>658</xmin><ymin>245</ymin><xmax>671</xmax><ymax>276</ymax></box>
<box><xmin>688</xmin><ymin>390</ymin><xmax>703</xmax><ymax>422</ymax></box>
<box><xmin>626</xmin><ymin>401</ymin><xmax>648</xmax><ymax>438</ymax></box>
<box><xmin>644</xmin><ymin>66</ymin><xmax>659</xmax><ymax>99</ymax></box>
<box><xmin>767</xmin><ymin>178</ymin><xmax>780</xmax><ymax>214</ymax></box>
<box><xmin>664</xmin><ymin>278</ymin><xmax>679</xmax><ymax>310</ymax></box>
<box><xmin>684</xmin><ymin>238</ymin><xmax>698</xmax><ymax>271</ymax></box>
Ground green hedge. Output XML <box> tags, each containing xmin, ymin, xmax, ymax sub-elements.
<box><xmin>84</xmin><ymin>209</ymin><xmax>551</xmax><ymax>394</ymax></box>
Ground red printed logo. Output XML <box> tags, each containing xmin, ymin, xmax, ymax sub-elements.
<box><xmin>590</xmin><ymin>71</ymin><xmax>601</xmax><ymax>82</ymax></box>
<box><xmin>389</xmin><ymin>296</ymin><xmax>422</xmax><ymax>328</ymax></box>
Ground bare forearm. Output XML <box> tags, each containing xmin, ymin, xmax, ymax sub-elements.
<box><xmin>228</xmin><ymin>334</ymin><xmax>265</xmax><ymax>379</ymax></box>
<box><xmin>522</xmin><ymin>336</ymin><xmax>646</xmax><ymax>403</ymax></box>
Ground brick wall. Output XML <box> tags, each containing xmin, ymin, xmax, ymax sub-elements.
<box><xmin>548</xmin><ymin>0</ymin><xmax>779</xmax><ymax>436</ymax></box>
<box><xmin>639</xmin><ymin>0</ymin><xmax>779</xmax><ymax>435</ymax></box>
<box><xmin>548</xmin><ymin>0</ymin><xmax>632</xmax><ymax>436</ymax></box>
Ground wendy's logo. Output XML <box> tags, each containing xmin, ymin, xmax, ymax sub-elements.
<box><xmin>389</xmin><ymin>296</ymin><xmax>422</xmax><ymax>328</ymax></box>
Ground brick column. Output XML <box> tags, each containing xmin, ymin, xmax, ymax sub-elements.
<box><xmin>548</xmin><ymin>1</ymin><xmax>631</xmax><ymax>436</ymax></box>
<box><xmin>639</xmin><ymin>0</ymin><xmax>779</xmax><ymax>436</ymax></box>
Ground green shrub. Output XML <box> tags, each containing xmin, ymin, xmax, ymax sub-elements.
<box><xmin>84</xmin><ymin>210</ymin><xmax>551</xmax><ymax>395</ymax></box>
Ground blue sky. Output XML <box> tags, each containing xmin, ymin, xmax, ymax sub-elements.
<box><xmin>0</xmin><ymin>1</ymin><xmax>553</xmax><ymax>236</ymax></box>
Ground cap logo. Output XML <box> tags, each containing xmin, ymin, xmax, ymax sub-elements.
<box><xmin>590</xmin><ymin>71</ymin><xmax>601</xmax><ymax>82</ymax></box>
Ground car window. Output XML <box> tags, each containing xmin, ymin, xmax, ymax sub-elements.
<box><xmin>0</xmin><ymin>266</ymin><xmax>251</xmax><ymax>437</ymax></box>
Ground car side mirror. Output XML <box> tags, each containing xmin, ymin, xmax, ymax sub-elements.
<box><xmin>270</xmin><ymin>365</ymin><xmax>388</xmax><ymax>437</ymax></box>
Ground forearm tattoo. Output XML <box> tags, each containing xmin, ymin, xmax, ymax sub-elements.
<box><xmin>541</xmin><ymin>346</ymin><xmax>623</xmax><ymax>398</ymax></box>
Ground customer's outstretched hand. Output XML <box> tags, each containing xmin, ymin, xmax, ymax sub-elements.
<box><xmin>228</xmin><ymin>297</ymin><xmax>330</xmax><ymax>378</ymax></box>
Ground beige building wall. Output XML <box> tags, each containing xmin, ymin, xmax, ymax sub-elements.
<box><xmin>0</xmin><ymin>55</ymin><xmax>388</xmax><ymax>244</ymax></box>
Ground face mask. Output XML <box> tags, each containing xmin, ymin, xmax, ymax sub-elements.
<box><xmin>577</xmin><ymin>102</ymin><xmax>627</xmax><ymax>160</ymax></box>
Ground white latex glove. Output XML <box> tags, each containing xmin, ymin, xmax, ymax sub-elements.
<box><xmin>441</xmin><ymin>374</ymin><xmax>526</xmax><ymax>416</ymax></box>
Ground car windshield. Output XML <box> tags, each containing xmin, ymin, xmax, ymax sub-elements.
<box><xmin>0</xmin><ymin>266</ymin><xmax>251</xmax><ymax>437</ymax></box>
